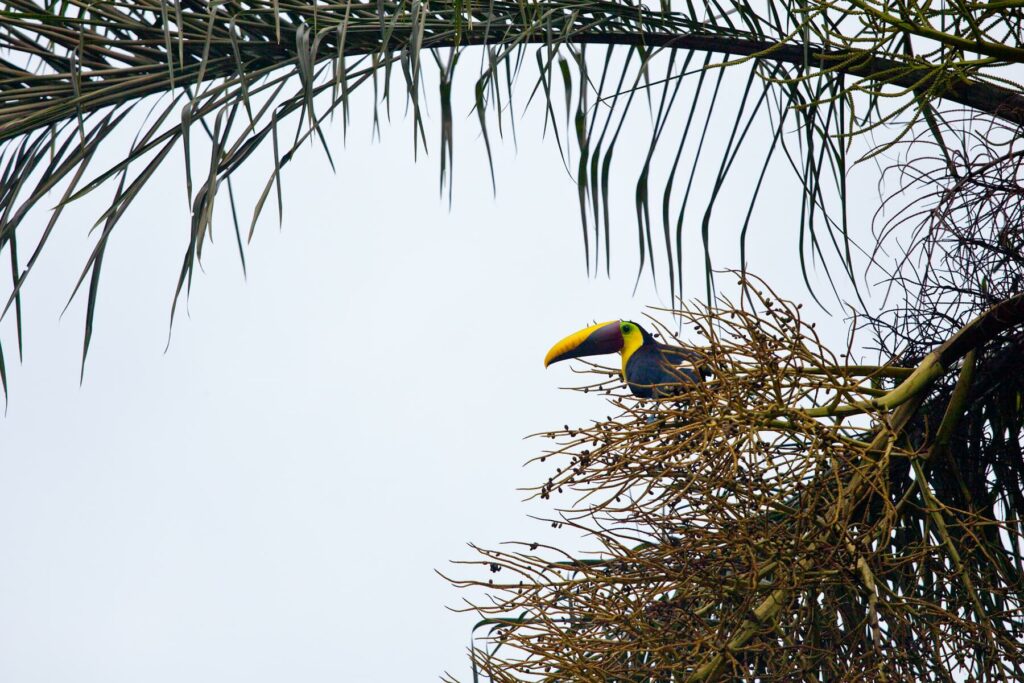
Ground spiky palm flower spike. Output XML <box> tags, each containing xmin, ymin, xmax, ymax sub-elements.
<box><xmin>448</xmin><ymin>276</ymin><xmax>1024</xmax><ymax>682</ymax></box>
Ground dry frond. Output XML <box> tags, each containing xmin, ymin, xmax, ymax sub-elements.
<box><xmin>450</xmin><ymin>276</ymin><xmax>1024</xmax><ymax>682</ymax></box>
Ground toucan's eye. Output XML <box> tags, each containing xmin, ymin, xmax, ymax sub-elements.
<box><xmin>621</xmin><ymin>323</ymin><xmax>631</xmax><ymax>333</ymax></box>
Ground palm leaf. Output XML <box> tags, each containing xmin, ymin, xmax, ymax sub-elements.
<box><xmin>0</xmin><ymin>0</ymin><xmax>1022</xmax><ymax>391</ymax></box>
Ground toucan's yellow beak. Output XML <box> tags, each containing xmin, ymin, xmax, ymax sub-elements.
<box><xmin>544</xmin><ymin>320</ymin><xmax>623</xmax><ymax>367</ymax></box>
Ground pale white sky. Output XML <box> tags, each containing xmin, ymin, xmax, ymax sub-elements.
<box><xmin>0</xmin><ymin>53</ymin><xmax>885</xmax><ymax>681</ymax></box>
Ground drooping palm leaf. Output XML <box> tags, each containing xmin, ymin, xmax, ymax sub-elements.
<box><xmin>0</xmin><ymin>0</ymin><xmax>1022</xmax><ymax>390</ymax></box>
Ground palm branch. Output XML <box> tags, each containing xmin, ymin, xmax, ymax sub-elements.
<box><xmin>453</xmin><ymin>281</ymin><xmax>1024</xmax><ymax>681</ymax></box>
<box><xmin>1</xmin><ymin>0</ymin><xmax>1022</xmax><ymax>395</ymax></box>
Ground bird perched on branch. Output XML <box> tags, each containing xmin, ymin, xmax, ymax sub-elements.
<box><xmin>544</xmin><ymin>320</ymin><xmax>708</xmax><ymax>398</ymax></box>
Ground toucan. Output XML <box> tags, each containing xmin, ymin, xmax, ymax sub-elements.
<box><xmin>544</xmin><ymin>320</ymin><xmax>707</xmax><ymax>398</ymax></box>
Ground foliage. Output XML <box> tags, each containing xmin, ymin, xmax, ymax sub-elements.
<box><xmin>1</xmin><ymin>0</ymin><xmax>1023</xmax><ymax>391</ymax></box>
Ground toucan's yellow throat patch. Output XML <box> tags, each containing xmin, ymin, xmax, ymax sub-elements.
<box><xmin>618</xmin><ymin>321</ymin><xmax>645</xmax><ymax>375</ymax></box>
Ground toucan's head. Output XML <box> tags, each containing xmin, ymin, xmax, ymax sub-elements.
<box><xmin>544</xmin><ymin>320</ymin><xmax>651</xmax><ymax>367</ymax></box>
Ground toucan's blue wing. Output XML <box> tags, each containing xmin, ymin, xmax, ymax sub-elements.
<box><xmin>625</xmin><ymin>344</ymin><xmax>706</xmax><ymax>398</ymax></box>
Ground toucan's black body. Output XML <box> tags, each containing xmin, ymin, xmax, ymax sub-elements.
<box><xmin>545</xmin><ymin>320</ymin><xmax>708</xmax><ymax>399</ymax></box>
<box><xmin>623</xmin><ymin>335</ymin><xmax>706</xmax><ymax>399</ymax></box>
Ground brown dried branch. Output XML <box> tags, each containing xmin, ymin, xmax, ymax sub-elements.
<box><xmin>448</xmin><ymin>276</ymin><xmax>1024</xmax><ymax>682</ymax></box>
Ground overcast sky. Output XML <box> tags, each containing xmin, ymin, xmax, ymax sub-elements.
<box><xmin>0</xmin><ymin>53</ymin><xmax>884</xmax><ymax>681</ymax></box>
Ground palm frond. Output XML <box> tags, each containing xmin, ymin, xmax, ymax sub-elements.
<box><xmin>0</xmin><ymin>0</ymin><xmax>1022</xmax><ymax>390</ymax></box>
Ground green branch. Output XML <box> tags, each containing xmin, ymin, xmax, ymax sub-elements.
<box><xmin>804</xmin><ymin>294</ymin><xmax>1024</xmax><ymax>419</ymax></box>
<box><xmin>3</xmin><ymin>3</ymin><xmax>1024</xmax><ymax>146</ymax></box>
